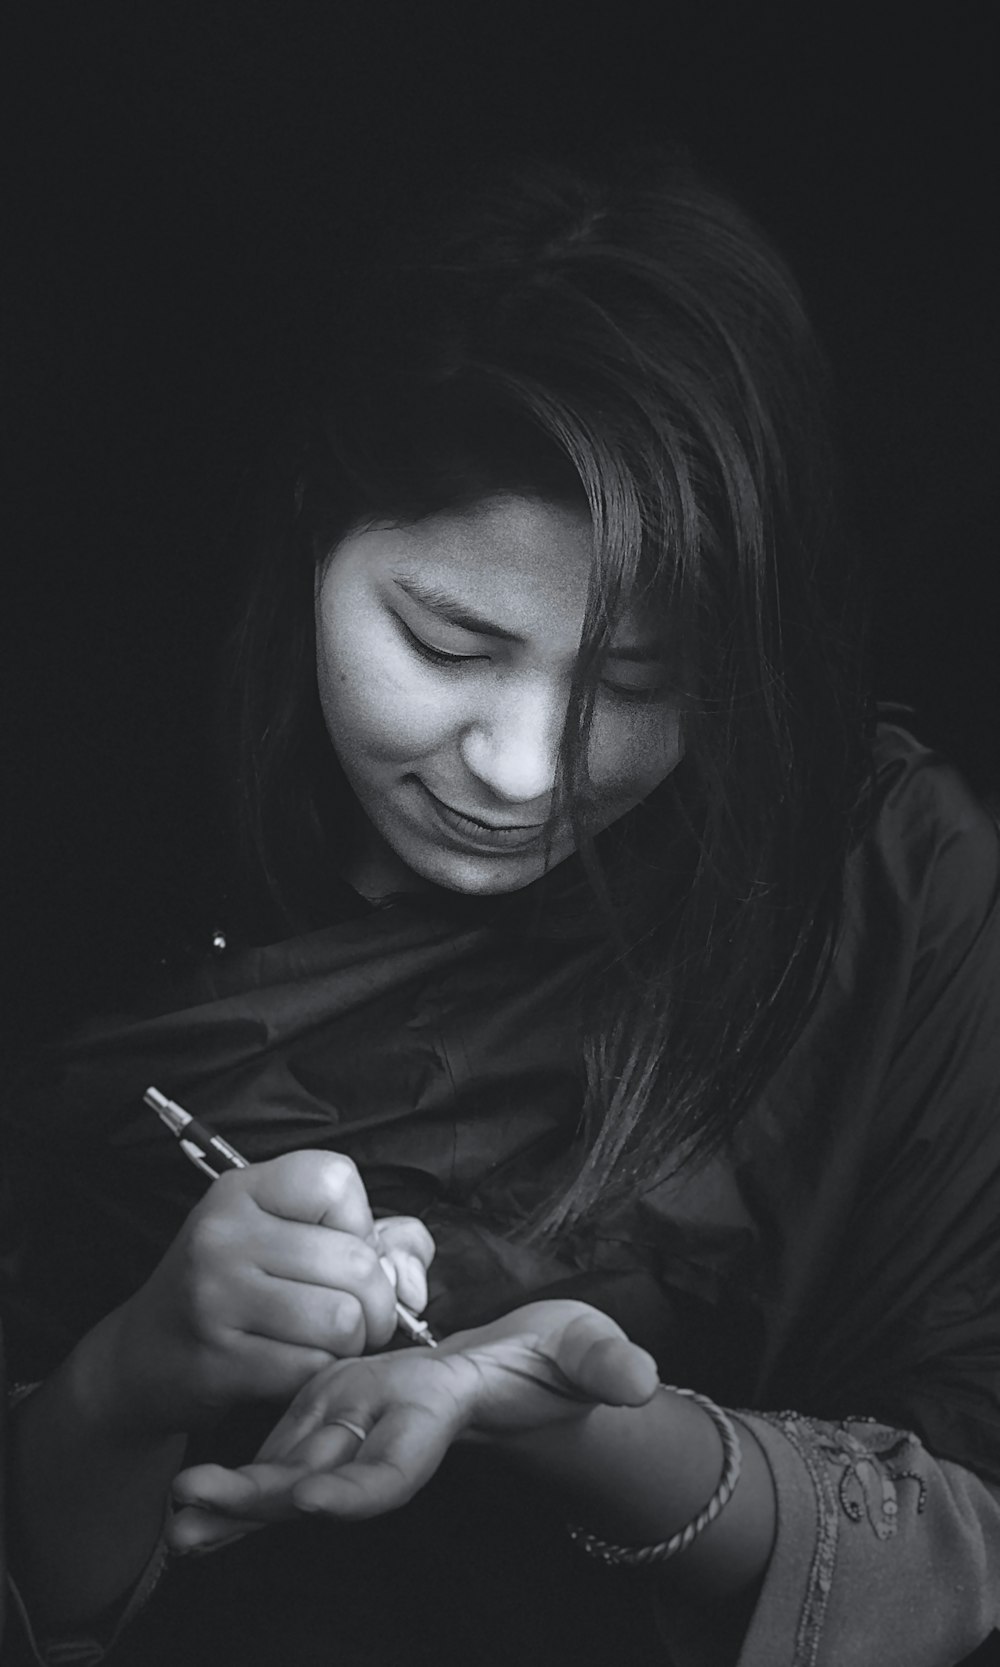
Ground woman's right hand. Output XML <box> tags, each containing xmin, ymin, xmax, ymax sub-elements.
<box><xmin>91</xmin><ymin>1149</ymin><xmax>434</xmax><ymax>1440</ymax></box>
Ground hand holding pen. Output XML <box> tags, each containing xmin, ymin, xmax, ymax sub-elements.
<box><xmin>92</xmin><ymin>1093</ymin><xmax>438</xmax><ymax>1445</ymax></box>
<box><xmin>145</xmin><ymin>1087</ymin><xmax>436</xmax><ymax>1348</ymax></box>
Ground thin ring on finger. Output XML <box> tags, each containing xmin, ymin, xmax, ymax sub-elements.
<box><xmin>327</xmin><ymin>1417</ymin><xmax>368</xmax><ymax>1443</ymax></box>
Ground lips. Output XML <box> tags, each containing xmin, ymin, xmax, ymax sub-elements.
<box><xmin>420</xmin><ymin>784</ymin><xmax>550</xmax><ymax>850</ymax></box>
<box><xmin>435</xmin><ymin>797</ymin><xmax>544</xmax><ymax>833</ymax></box>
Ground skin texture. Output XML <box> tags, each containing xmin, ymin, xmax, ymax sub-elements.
<box><xmin>314</xmin><ymin>494</ymin><xmax>684</xmax><ymax>898</ymax></box>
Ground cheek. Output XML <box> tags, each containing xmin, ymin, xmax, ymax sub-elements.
<box><xmin>317</xmin><ymin>620</ymin><xmax>453</xmax><ymax>765</ymax></box>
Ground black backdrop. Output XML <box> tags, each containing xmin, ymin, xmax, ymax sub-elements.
<box><xmin>4</xmin><ymin>6</ymin><xmax>997</xmax><ymax>1050</ymax></box>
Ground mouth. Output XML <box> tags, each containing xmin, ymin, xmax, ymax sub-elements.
<box><xmin>420</xmin><ymin>785</ymin><xmax>550</xmax><ymax>851</ymax></box>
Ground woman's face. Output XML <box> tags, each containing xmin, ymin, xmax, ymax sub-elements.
<box><xmin>315</xmin><ymin>494</ymin><xmax>683</xmax><ymax>897</ymax></box>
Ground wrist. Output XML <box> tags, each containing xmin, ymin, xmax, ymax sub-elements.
<box><xmin>499</xmin><ymin>1387</ymin><xmax>776</xmax><ymax>1599</ymax></box>
<box><xmin>567</xmin><ymin>1388</ymin><xmax>742</xmax><ymax>1565</ymax></box>
<box><xmin>61</xmin><ymin>1307</ymin><xmax>189</xmax><ymax>1448</ymax></box>
<box><xmin>9</xmin><ymin>1317</ymin><xmax>187</xmax><ymax>1634</ymax></box>
<box><xmin>493</xmin><ymin>1386</ymin><xmax>714</xmax><ymax>1531</ymax></box>
<box><xmin>427</xmin><ymin>1346</ymin><xmax>492</xmax><ymax>1440</ymax></box>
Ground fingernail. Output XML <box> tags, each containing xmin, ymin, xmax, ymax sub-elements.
<box><xmin>174</xmin><ymin>1530</ymin><xmax>246</xmax><ymax>1557</ymax></box>
<box><xmin>403</xmin><ymin>1254</ymin><xmax>428</xmax><ymax>1309</ymax></box>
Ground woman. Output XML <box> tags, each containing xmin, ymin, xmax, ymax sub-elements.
<box><xmin>2</xmin><ymin>146</ymin><xmax>999</xmax><ymax>1666</ymax></box>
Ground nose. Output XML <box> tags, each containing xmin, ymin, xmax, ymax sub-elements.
<box><xmin>458</xmin><ymin>677</ymin><xmax>566</xmax><ymax>809</ymax></box>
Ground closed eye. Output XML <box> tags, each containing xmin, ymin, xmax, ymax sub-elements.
<box><xmin>397</xmin><ymin>618</ymin><xmax>482</xmax><ymax>667</ymax></box>
<box><xmin>396</xmin><ymin>614</ymin><xmax>669</xmax><ymax>697</ymax></box>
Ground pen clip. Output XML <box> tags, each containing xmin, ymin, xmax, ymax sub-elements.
<box><xmin>180</xmin><ymin>1137</ymin><xmax>223</xmax><ymax>1181</ymax></box>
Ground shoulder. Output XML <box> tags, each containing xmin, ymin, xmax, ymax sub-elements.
<box><xmin>859</xmin><ymin>715</ymin><xmax>1000</xmax><ymax>950</ymax></box>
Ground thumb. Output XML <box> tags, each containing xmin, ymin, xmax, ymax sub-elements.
<box><xmin>554</xmin><ymin>1314</ymin><xmax>660</xmax><ymax>1408</ymax></box>
<box><xmin>373</xmin><ymin>1215</ymin><xmax>435</xmax><ymax>1313</ymax></box>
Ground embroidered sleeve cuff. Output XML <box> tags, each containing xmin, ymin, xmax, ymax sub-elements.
<box><xmin>731</xmin><ymin>1410</ymin><xmax>1000</xmax><ymax>1667</ymax></box>
<box><xmin>729</xmin><ymin>1411</ymin><xmax>840</xmax><ymax>1666</ymax></box>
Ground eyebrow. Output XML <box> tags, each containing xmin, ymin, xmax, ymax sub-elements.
<box><xmin>393</xmin><ymin>573</ymin><xmax>663</xmax><ymax>662</ymax></box>
<box><xmin>394</xmin><ymin>574</ymin><xmax>523</xmax><ymax>642</ymax></box>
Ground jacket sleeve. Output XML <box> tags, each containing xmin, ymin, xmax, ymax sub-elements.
<box><xmin>1</xmin><ymin>1383</ymin><xmax>169</xmax><ymax>1667</ymax></box>
<box><xmin>658</xmin><ymin>746</ymin><xmax>1000</xmax><ymax>1666</ymax></box>
<box><xmin>745</xmin><ymin>755</ymin><xmax>1000</xmax><ymax>1664</ymax></box>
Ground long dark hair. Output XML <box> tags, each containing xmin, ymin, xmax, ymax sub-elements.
<box><xmin>222</xmin><ymin>144</ymin><xmax>873</xmax><ymax>1234</ymax></box>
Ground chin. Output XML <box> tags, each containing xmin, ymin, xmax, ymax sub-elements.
<box><xmin>421</xmin><ymin>851</ymin><xmax>556</xmax><ymax>896</ymax></box>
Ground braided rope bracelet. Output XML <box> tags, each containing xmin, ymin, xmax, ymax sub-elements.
<box><xmin>567</xmin><ymin>1385</ymin><xmax>743</xmax><ymax>1567</ymax></box>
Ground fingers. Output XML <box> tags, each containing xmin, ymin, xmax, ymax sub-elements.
<box><xmin>133</xmin><ymin>1153</ymin><xmax>437</xmax><ymax>1432</ymax></box>
<box><xmin>224</xmin><ymin>1166</ymin><xmax>435</xmax><ymax>1347</ymax></box>
<box><xmin>373</xmin><ymin>1216</ymin><xmax>435</xmax><ymax>1314</ymax></box>
<box><xmin>250</xmin><ymin>1357</ymin><xmax>379</xmax><ymax>1464</ymax></box>
<box><xmin>252</xmin><ymin>1375</ymin><xmax>351</xmax><ymax>1464</ymax></box>
<box><xmin>235</xmin><ymin>1279</ymin><xmax>369</xmax><ymax>1356</ymax></box>
<box><xmin>216</xmin><ymin>1331</ymin><xmax>341</xmax><ymax>1403</ymax></box>
<box><xmin>172</xmin><ymin>1402</ymin><xmax>456</xmax><ymax>1534</ymax></box>
<box><xmin>253</xmin><ymin>1225</ymin><xmax>397</xmax><ymax>1350</ymax></box>
<box><xmin>377</xmin><ymin>1249</ymin><xmax>428</xmax><ymax>1316</ymax></box>
<box><xmin>372</xmin><ymin>1215</ymin><xmax>436</xmax><ymax>1268</ymax></box>
<box><xmin>168</xmin><ymin>1501</ymin><xmax>263</xmax><ymax>1556</ymax></box>
<box><xmin>247</xmin><ymin>1150</ymin><xmax>375</xmax><ymax>1241</ymax></box>
<box><xmin>174</xmin><ymin>1457</ymin><xmax>320</xmax><ymax>1524</ymax></box>
<box><xmin>292</xmin><ymin>1416</ymin><xmax>446</xmax><ymax>1519</ymax></box>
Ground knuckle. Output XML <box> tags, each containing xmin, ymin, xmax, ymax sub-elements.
<box><xmin>265</xmin><ymin>1150</ymin><xmax>318</xmax><ymax>1192</ymax></box>
<box><xmin>340</xmin><ymin>1238</ymin><xmax>377</xmax><ymax>1284</ymax></box>
<box><xmin>185</xmin><ymin>1208</ymin><xmax>236</xmax><ymax>1265</ymax></box>
<box><xmin>290</xmin><ymin>1393</ymin><xmax>326</xmax><ymax>1429</ymax></box>
<box><xmin>329</xmin><ymin>1296</ymin><xmax>364</xmax><ymax>1348</ymax></box>
<box><xmin>317</xmin><ymin>1151</ymin><xmax>360</xmax><ymax>1199</ymax></box>
<box><xmin>184</xmin><ymin>1262</ymin><xmax>232</xmax><ymax>1333</ymax></box>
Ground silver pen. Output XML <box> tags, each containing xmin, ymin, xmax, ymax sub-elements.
<box><xmin>144</xmin><ymin>1085</ymin><xmax>436</xmax><ymax>1346</ymax></box>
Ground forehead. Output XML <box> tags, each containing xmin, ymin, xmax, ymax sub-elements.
<box><xmin>380</xmin><ymin>495</ymin><xmax>594</xmax><ymax>615</ymax></box>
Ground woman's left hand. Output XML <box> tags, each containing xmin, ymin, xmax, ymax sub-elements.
<box><xmin>167</xmin><ymin>1299</ymin><xmax>659</xmax><ymax>1554</ymax></box>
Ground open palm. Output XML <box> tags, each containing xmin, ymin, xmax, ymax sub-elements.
<box><xmin>168</xmin><ymin>1299</ymin><xmax>659</xmax><ymax>1553</ymax></box>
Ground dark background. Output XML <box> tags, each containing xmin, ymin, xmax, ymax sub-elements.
<box><xmin>4</xmin><ymin>6</ymin><xmax>997</xmax><ymax>1049</ymax></box>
